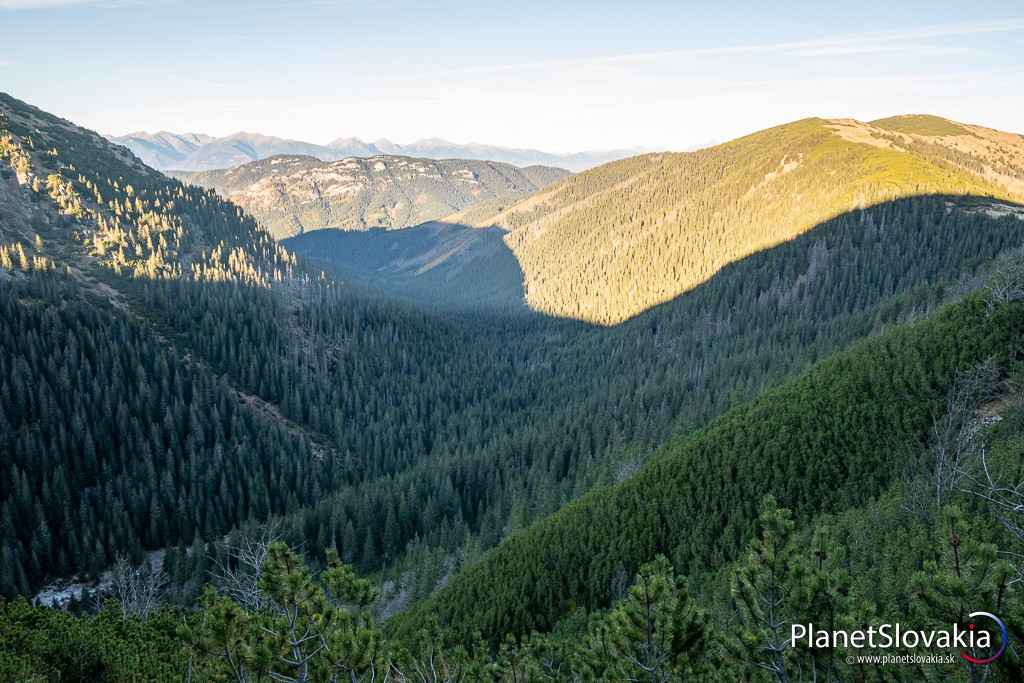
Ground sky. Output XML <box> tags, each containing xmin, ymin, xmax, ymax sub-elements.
<box><xmin>1</xmin><ymin>0</ymin><xmax>1022</xmax><ymax>153</ymax></box>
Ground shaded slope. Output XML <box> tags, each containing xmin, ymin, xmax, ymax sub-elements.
<box><xmin>268</xmin><ymin>193</ymin><xmax>1024</xmax><ymax>602</ymax></box>
<box><xmin>284</xmin><ymin>223</ymin><xmax>526</xmax><ymax>311</ymax></box>
<box><xmin>394</xmin><ymin>293</ymin><xmax>1024</xmax><ymax>643</ymax></box>
<box><xmin>0</xmin><ymin>272</ymin><xmax>329</xmax><ymax>594</ymax></box>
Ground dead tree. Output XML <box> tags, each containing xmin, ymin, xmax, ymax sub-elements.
<box><xmin>985</xmin><ymin>252</ymin><xmax>1024</xmax><ymax>313</ymax></box>
<box><xmin>108</xmin><ymin>554</ymin><xmax>168</xmax><ymax>623</ymax></box>
<box><xmin>211</xmin><ymin>523</ymin><xmax>281</xmax><ymax>612</ymax></box>
<box><xmin>930</xmin><ymin>359</ymin><xmax>1001</xmax><ymax>509</ymax></box>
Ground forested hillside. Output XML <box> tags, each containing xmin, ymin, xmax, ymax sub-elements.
<box><xmin>284</xmin><ymin>222</ymin><xmax>528</xmax><ymax>311</ymax></box>
<box><xmin>6</xmin><ymin>88</ymin><xmax>1024</xmax><ymax>600</ymax></box>
<box><xmin>440</xmin><ymin>115</ymin><xmax>1024</xmax><ymax>323</ymax></box>
<box><xmin>394</xmin><ymin>292</ymin><xmax>1024</xmax><ymax>641</ymax></box>
<box><xmin>5</xmin><ymin>91</ymin><xmax>1024</xmax><ymax>680</ymax></box>
<box><xmin>0</xmin><ymin>93</ymin><xmax>297</xmax><ymax>285</ymax></box>
<box><xmin>168</xmin><ymin>192</ymin><xmax>1024</xmax><ymax>605</ymax></box>
<box><xmin>175</xmin><ymin>155</ymin><xmax>569</xmax><ymax>239</ymax></box>
<box><xmin>4</xmin><ymin>287</ymin><xmax>1024</xmax><ymax>681</ymax></box>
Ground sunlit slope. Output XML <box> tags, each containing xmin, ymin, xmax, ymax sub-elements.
<box><xmin>0</xmin><ymin>92</ymin><xmax>298</xmax><ymax>286</ymax></box>
<box><xmin>867</xmin><ymin>114</ymin><xmax>1024</xmax><ymax>196</ymax></box>
<box><xmin>175</xmin><ymin>156</ymin><xmax>570</xmax><ymax>240</ymax></box>
<box><xmin>465</xmin><ymin>116</ymin><xmax>1024</xmax><ymax>324</ymax></box>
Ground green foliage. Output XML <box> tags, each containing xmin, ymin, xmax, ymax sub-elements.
<box><xmin>604</xmin><ymin>555</ymin><xmax>711</xmax><ymax>681</ymax></box>
<box><xmin>911</xmin><ymin>507</ymin><xmax>1021</xmax><ymax>681</ymax></box>
<box><xmin>0</xmin><ymin>597</ymin><xmax>189</xmax><ymax>681</ymax></box>
<box><xmin>395</xmin><ymin>295</ymin><xmax>1024</xmax><ymax>643</ymax></box>
<box><xmin>728</xmin><ymin>497</ymin><xmax>800</xmax><ymax>679</ymax></box>
<box><xmin>723</xmin><ymin>497</ymin><xmax>855</xmax><ymax>682</ymax></box>
<box><xmin>184</xmin><ymin>543</ymin><xmax>389</xmax><ymax>682</ymax></box>
<box><xmin>5</xmin><ymin>457</ymin><xmax>1024</xmax><ymax>681</ymax></box>
<box><xmin>5</xmin><ymin>93</ymin><xmax>1024</xmax><ymax>683</ymax></box>
<box><xmin>0</xmin><ymin>272</ymin><xmax>321</xmax><ymax>594</ymax></box>
<box><xmin>1</xmin><ymin>92</ymin><xmax>297</xmax><ymax>286</ymax></box>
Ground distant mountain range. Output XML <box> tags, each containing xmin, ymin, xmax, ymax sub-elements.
<box><xmin>173</xmin><ymin>155</ymin><xmax>570</xmax><ymax>239</ymax></box>
<box><xmin>107</xmin><ymin>130</ymin><xmax>647</xmax><ymax>173</ymax></box>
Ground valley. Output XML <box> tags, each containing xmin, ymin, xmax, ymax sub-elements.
<box><xmin>3</xmin><ymin>91</ymin><xmax>1024</xmax><ymax>681</ymax></box>
<box><xmin>285</xmin><ymin>115</ymin><xmax>1024</xmax><ymax>325</ymax></box>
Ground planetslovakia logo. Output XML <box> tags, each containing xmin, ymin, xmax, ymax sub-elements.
<box><xmin>791</xmin><ymin>612</ymin><xmax>1008</xmax><ymax>665</ymax></box>
<box><xmin>961</xmin><ymin>612</ymin><xmax>1007</xmax><ymax>665</ymax></box>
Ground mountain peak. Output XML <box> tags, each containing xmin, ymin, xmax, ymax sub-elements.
<box><xmin>868</xmin><ymin>114</ymin><xmax>970</xmax><ymax>136</ymax></box>
<box><xmin>451</xmin><ymin>111</ymin><xmax>1024</xmax><ymax>324</ymax></box>
<box><xmin>328</xmin><ymin>135</ymin><xmax>370</xmax><ymax>146</ymax></box>
<box><xmin>411</xmin><ymin>137</ymin><xmax>457</xmax><ymax>146</ymax></box>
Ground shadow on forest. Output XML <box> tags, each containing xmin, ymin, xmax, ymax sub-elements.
<box><xmin>284</xmin><ymin>222</ymin><xmax>528</xmax><ymax>314</ymax></box>
<box><xmin>284</xmin><ymin>194</ymin><xmax>1024</xmax><ymax>331</ymax></box>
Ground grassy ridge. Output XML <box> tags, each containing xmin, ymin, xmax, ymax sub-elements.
<box><xmin>469</xmin><ymin>117</ymin><xmax>1021</xmax><ymax>323</ymax></box>
<box><xmin>871</xmin><ymin>114</ymin><xmax>970</xmax><ymax>136</ymax></box>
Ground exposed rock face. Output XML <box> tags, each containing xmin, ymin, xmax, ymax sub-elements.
<box><xmin>175</xmin><ymin>154</ymin><xmax>570</xmax><ymax>239</ymax></box>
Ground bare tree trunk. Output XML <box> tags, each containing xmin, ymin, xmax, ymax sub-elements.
<box><xmin>211</xmin><ymin>524</ymin><xmax>281</xmax><ymax>611</ymax></box>
<box><xmin>108</xmin><ymin>554</ymin><xmax>168</xmax><ymax>622</ymax></box>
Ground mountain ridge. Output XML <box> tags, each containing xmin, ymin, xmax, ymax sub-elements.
<box><xmin>285</xmin><ymin>114</ymin><xmax>1024</xmax><ymax>323</ymax></box>
<box><xmin>173</xmin><ymin>153</ymin><xmax>571</xmax><ymax>239</ymax></box>
<box><xmin>429</xmin><ymin>114</ymin><xmax>1024</xmax><ymax>323</ymax></box>
<box><xmin>108</xmin><ymin>129</ymin><xmax>645</xmax><ymax>172</ymax></box>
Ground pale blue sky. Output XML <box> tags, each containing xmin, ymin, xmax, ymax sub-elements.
<box><xmin>1</xmin><ymin>1</ymin><xmax>1022</xmax><ymax>152</ymax></box>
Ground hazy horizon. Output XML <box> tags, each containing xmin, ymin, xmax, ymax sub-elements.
<box><xmin>105</xmin><ymin>129</ymin><xmax>658</xmax><ymax>155</ymax></box>
<box><xmin>2</xmin><ymin>0</ymin><xmax>1023</xmax><ymax>154</ymax></box>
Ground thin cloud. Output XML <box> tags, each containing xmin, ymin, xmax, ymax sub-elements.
<box><xmin>0</xmin><ymin>0</ymin><xmax>153</xmax><ymax>8</ymax></box>
<box><xmin>789</xmin><ymin>43</ymin><xmax>980</xmax><ymax>58</ymax></box>
<box><xmin>0</xmin><ymin>0</ymin><xmax>90</xmax><ymax>7</ymax></box>
<box><xmin>440</xmin><ymin>17</ymin><xmax>1024</xmax><ymax>75</ymax></box>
